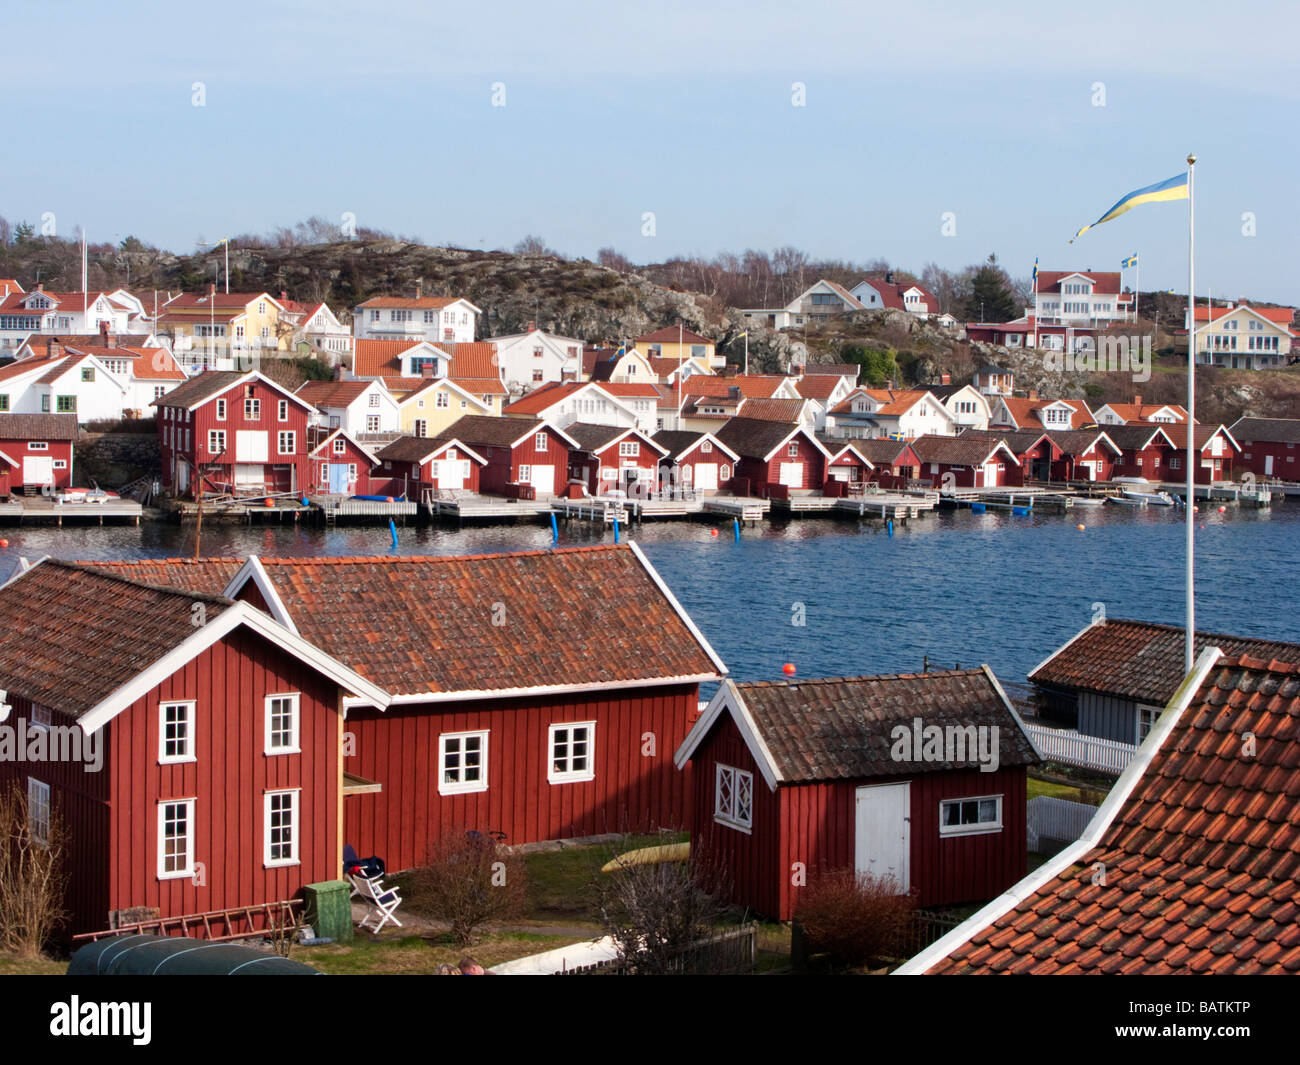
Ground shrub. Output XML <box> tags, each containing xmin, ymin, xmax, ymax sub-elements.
<box><xmin>408</xmin><ymin>832</ymin><xmax>527</xmax><ymax>945</ymax></box>
<box><xmin>794</xmin><ymin>868</ymin><xmax>915</xmax><ymax>967</ymax></box>
<box><xmin>0</xmin><ymin>781</ymin><xmax>68</xmax><ymax>957</ymax></box>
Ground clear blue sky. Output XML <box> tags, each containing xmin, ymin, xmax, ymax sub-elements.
<box><xmin>5</xmin><ymin>0</ymin><xmax>1296</xmax><ymax>303</ymax></box>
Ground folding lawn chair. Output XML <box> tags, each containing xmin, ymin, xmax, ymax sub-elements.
<box><xmin>351</xmin><ymin>871</ymin><xmax>403</xmax><ymax>933</ymax></box>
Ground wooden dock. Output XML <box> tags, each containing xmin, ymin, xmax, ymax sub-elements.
<box><xmin>702</xmin><ymin>497</ymin><xmax>770</xmax><ymax>524</ymax></box>
<box><xmin>552</xmin><ymin>498</ymin><xmax>628</xmax><ymax>525</ymax></box>
<box><xmin>327</xmin><ymin>497</ymin><xmax>419</xmax><ymax>518</ymax></box>
<box><xmin>625</xmin><ymin>497</ymin><xmax>705</xmax><ymax>521</ymax></box>
<box><xmin>771</xmin><ymin>494</ymin><xmax>839</xmax><ymax>515</ymax></box>
<box><xmin>427</xmin><ymin>495</ymin><xmax>556</xmax><ymax>523</ymax></box>
<box><xmin>0</xmin><ymin>499</ymin><xmax>144</xmax><ymax>525</ymax></box>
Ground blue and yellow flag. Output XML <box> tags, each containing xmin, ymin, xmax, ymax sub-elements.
<box><xmin>1121</xmin><ymin>253</ymin><xmax>1139</xmax><ymax>268</ymax></box>
<box><xmin>1071</xmin><ymin>172</ymin><xmax>1188</xmax><ymax>242</ymax></box>
<box><xmin>1032</xmin><ymin>257</ymin><xmax>1039</xmax><ymax>286</ymax></box>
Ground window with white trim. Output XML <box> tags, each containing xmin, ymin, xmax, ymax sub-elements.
<box><xmin>28</xmin><ymin>778</ymin><xmax>50</xmax><ymax>845</ymax></box>
<box><xmin>939</xmin><ymin>795</ymin><xmax>1003</xmax><ymax>836</ymax></box>
<box><xmin>278</xmin><ymin>399</ymin><xmax>289</xmax><ymax>421</ymax></box>
<box><xmin>368</xmin><ymin>393</ymin><xmax>380</xmax><ymax>407</ymax></box>
<box><xmin>535</xmin><ymin>432</ymin><xmax>548</xmax><ymax>452</ymax></box>
<box><xmin>714</xmin><ymin>764</ymin><xmax>753</xmax><ymax>832</ymax></box>
<box><xmin>208</xmin><ymin>430</ymin><xmax>226</xmax><ymax>455</ymax></box>
<box><xmin>701</xmin><ymin>441</ymin><xmax>712</xmax><ymax>453</ymax></box>
<box><xmin>366</xmin><ymin>415</ymin><xmax>381</xmax><ymax>432</ymax></box>
<box><xmin>245</xmin><ymin>397</ymin><xmax>261</xmax><ymax>420</ymax></box>
<box><xmin>277</xmin><ymin>431</ymin><xmax>296</xmax><ymax>454</ymax></box>
<box><xmin>619</xmin><ymin>441</ymin><xmax>639</xmax><ymax>457</ymax></box>
<box><xmin>265</xmin><ymin>693</ymin><xmax>300</xmax><ymax>754</ymax></box>
<box><xmin>1136</xmin><ymin>705</ymin><xmax>1161</xmax><ymax>745</ymax></box>
<box><xmin>158</xmin><ymin>798</ymin><xmax>195</xmax><ymax>879</ymax></box>
<box><xmin>333</xmin><ymin>437</ymin><xmax>346</xmax><ymax>454</ymax></box>
<box><xmin>28</xmin><ymin>441</ymin><xmax>47</xmax><ymax>451</ymax></box>
<box><xmin>439</xmin><ymin>731</ymin><xmax>489</xmax><ymax>794</ymax></box>
<box><xmin>518</xmin><ymin>464</ymin><xmax>531</xmax><ymax>481</ymax></box>
<box><xmin>215</xmin><ymin>398</ymin><xmax>226</xmax><ymax>420</ymax></box>
<box><xmin>264</xmin><ymin>789</ymin><xmax>299</xmax><ymax>866</ymax></box>
<box><xmin>787</xmin><ymin>442</ymin><xmax>799</xmax><ymax>457</ymax></box>
<box><xmin>548</xmin><ymin>722</ymin><xmax>594</xmax><ymax>784</ymax></box>
<box><xmin>159</xmin><ymin>701</ymin><xmax>196</xmax><ymax>764</ymax></box>
<box><xmin>436</xmin><ymin>392</ymin><xmax>449</xmax><ymax>408</ymax></box>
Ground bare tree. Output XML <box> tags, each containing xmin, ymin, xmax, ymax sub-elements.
<box><xmin>514</xmin><ymin>234</ymin><xmax>556</xmax><ymax>257</ymax></box>
<box><xmin>409</xmin><ymin>831</ymin><xmax>528</xmax><ymax>945</ymax></box>
<box><xmin>0</xmin><ymin>782</ymin><xmax>68</xmax><ymax>957</ymax></box>
<box><xmin>597</xmin><ymin>247</ymin><xmax>632</xmax><ymax>271</ymax></box>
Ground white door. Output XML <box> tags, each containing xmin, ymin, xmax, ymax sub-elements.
<box><xmin>530</xmin><ymin>465</ymin><xmax>555</xmax><ymax>496</ymax></box>
<box><xmin>437</xmin><ymin>460</ymin><xmax>463</xmax><ymax>490</ymax></box>
<box><xmin>831</xmin><ymin>467</ymin><xmax>849</xmax><ymax>482</ymax></box>
<box><xmin>234</xmin><ymin>464</ymin><xmax>263</xmax><ymax>486</ymax></box>
<box><xmin>779</xmin><ymin>461</ymin><xmax>802</xmax><ymax>487</ymax></box>
<box><xmin>982</xmin><ymin>461</ymin><xmax>999</xmax><ymax>486</ymax></box>
<box><xmin>1265</xmin><ymin>455</ymin><xmax>1274</xmax><ymax>476</ymax></box>
<box><xmin>236</xmin><ymin>430</ymin><xmax>268</xmax><ymax>462</ymax></box>
<box><xmin>694</xmin><ymin>463</ymin><xmax>717</xmax><ymax>491</ymax></box>
<box><xmin>855</xmin><ymin>783</ymin><xmax>910</xmax><ymax>892</ymax></box>
<box><xmin>23</xmin><ymin>456</ymin><xmax>53</xmax><ymax>486</ymax></box>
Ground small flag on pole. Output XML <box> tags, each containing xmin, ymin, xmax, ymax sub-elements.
<box><xmin>1121</xmin><ymin>253</ymin><xmax>1138</xmax><ymax>268</ymax></box>
<box><xmin>1031</xmin><ymin>258</ymin><xmax>1039</xmax><ymax>286</ymax></box>
<box><xmin>1071</xmin><ymin>173</ymin><xmax>1189</xmax><ymax>242</ymax></box>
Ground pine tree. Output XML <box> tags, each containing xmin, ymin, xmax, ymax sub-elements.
<box><xmin>963</xmin><ymin>254</ymin><xmax>1017</xmax><ymax>323</ymax></box>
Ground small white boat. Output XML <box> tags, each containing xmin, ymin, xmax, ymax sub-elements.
<box><xmin>1123</xmin><ymin>489</ymin><xmax>1176</xmax><ymax>506</ymax></box>
<box><xmin>1107</xmin><ymin>494</ymin><xmax>1146</xmax><ymax>506</ymax></box>
<box><xmin>1070</xmin><ymin>496</ymin><xmax>1106</xmax><ymax>507</ymax></box>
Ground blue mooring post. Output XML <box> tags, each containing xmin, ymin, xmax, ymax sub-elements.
<box><xmin>388</xmin><ymin>518</ymin><xmax>398</xmax><ymax>550</ymax></box>
<box><xmin>887</xmin><ymin>519</ymin><xmax>894</xmax><ymax>537</ymax></box>
<box><xmin>550</xmin><ymin>511</ymin><xmax>558</xmax><ymax>543</ymax></box>
<box><xmin>613</xmin><ymin>518</ymin><xmax>620</xmax><ymax>543</ymax></box>
<box><xmin>733</xmin><ymin>518</ymin><xmax>740</xmax><ymax>542</ymax></box>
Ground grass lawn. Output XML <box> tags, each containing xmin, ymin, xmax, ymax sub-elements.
<box><xmin>0</xmin><ymin>951</ymin><xmax>65</xmax><ymax>975</ymax></box>
<box><xmin>1028</xmin><ymin>774</ymin><xmax>1106</xmax><ymax>805</ymax></box>
<box><xmin>294</xmin><ymin>930</ymin><xmax>581</xmax><ymax>975</ymax></box>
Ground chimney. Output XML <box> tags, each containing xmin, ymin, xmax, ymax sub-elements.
<box><xmin>421</xmin><ymin>364</ymin><xmax>434</xmax><ymax>378</ymax></box>
<box><xmin>527</xmin><ymin>320</ymin><xmax>537</xmax><ymax>332</ymax></box>
<box><xmin>46</xmin><ymin>337</ymin><xmax>61</xmax><ymax>358</ymax></box>
<box><xmin>415</xmin><ymin>278</ymin><xmax>423</xmax><ymax>300</ymax></box>
<box><xmin>1133</xmin><ymin>393</ymin><xmax>1142</xmax><ymax>406</ymax></box>
<box><xmin>208</xmin><ymin>282</ymin><xmax>216</xmax><ymax>296</ymax></box>
<box><xmin>280</xmin><ymin>290</ymin><xmax>288</xmax><ymax>302</ymax></box>
<box><xmin>333</xmin><ymin>363</ymin><xmax>343</xmax><ymax>382</ymax></box>
<box><xmin>885</xmin><ymin>270</ymin><xmax>894</xmax><ymax>285</ymax></box>
<box><xmin>35</xmin><ymin>282</ymin><xmax>44</xmax><ymax>292</ymax></box>
<box><xmin>940</xmin><ymin>372</ymin><xmax>951</xmax><ymax>385</ymax></box>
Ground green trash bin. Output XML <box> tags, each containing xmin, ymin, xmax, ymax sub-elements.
<box><xmin>303</xmin><ymin>880</ymin><xmax>353</xmax><ymax>943</ymax></box>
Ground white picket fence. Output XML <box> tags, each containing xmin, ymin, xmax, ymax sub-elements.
<box><xmin>1024</xmin><ymin>724</ymin><xmax>1137</xmax><ymax>775</ymax></box>
<box><xmin>1026</xmin><ymin>796</ymin><xmax>1100</xmax><ymax>853</ymax></box>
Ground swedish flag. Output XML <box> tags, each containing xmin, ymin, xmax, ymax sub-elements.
<box><xmin>1121</xmin><ymin>253</ymin><xmax>1139</xmax><ymax>268</ymax></box>
<box><xmin>1032</xmin><ymin>257</ymin><xmax>1038</xmax><ymax>286</ymax></box>
<box><xmin>1071</xmin><ymin>173</ymin><xmax>1188</xmax><ymax>242</ymax></box>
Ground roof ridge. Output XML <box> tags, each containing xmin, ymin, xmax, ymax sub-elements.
<box><xmin>253</xmin><ymin>544</ymin><xmax>628</xmax><ymax>565</ymax></box>
<box><xmin>40</xmin><ymin>558</ymin><xmax>233</xmax><ymax>606</ymax></box>
<box><xmin>738</xmin><ymin>668</ymin><xmax>986</xmax><ymax>688</ymax></box>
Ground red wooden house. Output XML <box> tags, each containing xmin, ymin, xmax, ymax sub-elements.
<box><xmin>1160</xmin><ymin>423</ymin><xmax>1239</xmax><ymax>484</ymax></box>
<box><xmin>1104</xmin><ymin>424</ymin><xmax>1177</xmax><ymax>482</ymax></box>
<box><xmin>436</xmin><ymin>414</ymin><xmax>577</xmax><ymax>498</ymax></box>
<box><xmin>1228</xmin><ymin>417</ymin><xmax>1300</xmax><ymax>480</ymax></box>
<box><xmin>714</xmin><ymin>417</ymin><xmax>831</xmax><ymax>498</ymax></box>
<box><xmin>958</xmin><ymin>429</ymin><xmax>1057</xmax><ymax>482</ymax></box>
<box><xmin>911</xmin><ymin>435</ymin><xmax>1022</xmax><ymax>488</ymax></box>
<box><xmin>1044</xmin><ymin>429</ymin><xmax>1122</xmax><ymax>482</ymax></box>
<box><xmin>0</xmin><ymin>560</ymin><xmax>388</xmax><ymax>938</ymax></box>
<box><xmin>818</xmin><ymin>437</ymin><xmax>875</xmax><ymax>493</ymax></box>
<box><xmin>564</xmin><ymin>423</ymin><xmax>667</xmax><ymax>495</ymax></box>
<box><xmin>306</xmin><ymin>428</ymin><xmax>383</xmax><ymax>496</ymax></box>
<box><xmin>0</xmin><ymin>413</ymin><xmax>77</xmax><ymax>493</ymax></box>
<box><xmin>91</xmin><ymin>545</ymin><xmax>729</xmax><ymax>876</ymax></box>
<box><xmin>372</xmin><ymin>435</ymin><xmax>487</xmax><ymax>497</ymax></box>
<box><xmin>674</xmin><ymin>671</ymin><xmax>1040</xmax><ymax>921</ymax></box>
<box><xmin>853</xmin><ymin>439</ymin><xmax>922</xmax><ymax>488</ymax></box>
<box><xmin>650</xmin><ymin>430</ymin><xmax>740</xmax><ymax>496</ymax></box>
<box><xmin>154</xmin><ymin>370</ymin><xmax>314</xmax><ymax>498</ymax></box>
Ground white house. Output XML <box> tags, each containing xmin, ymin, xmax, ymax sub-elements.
<box><xmin>0</xmin><ymin>287</ymin><xmax>130</xmax><ymax>352</ymax></box>
<box><xmin>352</xmin><ymin>295</ymin><xmax>481</xmax><ymax>344</ymax></box>
<box><xmin>284</xmin><ymin>299</ymin><xmax>352</xmax><ymax>361</ymax></box>
<box><xmin>490</xmin><ymin>325</ymin><xmax>584</xmax><ymax>394</ymax></box>
<box><xmin>740</xmin><ymin>280</ymin><xmax>865</xmax><ymax>331</ymax></box>
<box><xmin>928</xmin><ymin>383</ymin><xmax>991</xmax><ymax>431</ymax></box>
<box><xmin>1186</xmin><ymin>303</ymin><xmax>1294</xmax><ymax>370</ymax></box>
<box><xmin>825</xmin><ymin>388</ymin><xmax>956</xmax><ymax>439</ymax></box>
<box><xmin>295</xmin><ymin>378</ymin><xmax>400</xmax><ymax>435</ymax></box>
<box><xmin>502</xmin><ymin>381</ymin><xmax>641</xmax><ymax>432</ymax></box>
<box><xmin>1029</xmin><ymin>271</ymin><xmax>1133</xmax><ymax>327</ymax></box>
<box><xmin>0</xmin><ymin>346</ymin><xmax>131</xmax><ymax>423</ymax></box>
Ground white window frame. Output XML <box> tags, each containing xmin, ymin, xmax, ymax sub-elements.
<box><xmin>277</xmin><ymin>430</ymin><xmax>296</xmax><ymax>455</ymax></box>
<box><xmin>701</xmin><ymin>440</ymin><xmax>712</xmax><ymax>453</ymax></box>
<box><xmin>245</xmin><ymin>397</ymin><xmax>261</xmax><ymax>420</ymax></box>
<box><xmin>215</xmin><ymin>398</ymin><xmax>226</xmax><ymax>420</ymax></box>
<box><xmin>939</xmin><ymin>794</ymin><xmax>1003</xmax><ymax>837</ymax></box>
<box><xmin>263</xmin><ymin>789</ymin><xmax>300</xmax><ymax>867</ymax></box>
<box><xmin>264</xmin><ymin>693</ymin><xmax>301</xmax><ymax>755</ymax></box>
<box><xmin>436</xmin><ymin>392</ymin><xmax>449</xmax><ymax>408</ymax></box>
<box><xmin>535</xmin><ymin>432</ymin><xmax>548</xmax><ymax>452</ymax></box>
<box><xmin>158</xmin><ymin>700</ymin><xmax>196</xmax><ymax>764</ymax></box>
<box><xmin>366</xmin><ymin>415</ymin><xmax>381</xmax><ymax>432</ymax></box>
<box><xmin>438</xmin><ymin>730</ymin><xmax>490</xmax><ymax>795</ymax></box>
<box><xmin>157</xmin><ymin>798</ymin><xmax>196</xmax><ymax>880</ymax></box>
<box><xmin>208</xmin><ymin>429</ymin><xmax>226</xmax><ymax>455</ymax></box>
<box><xmin>1136</xmin><ymin>704</ymin><xmax>1162</xmax><ymax>745</ymax></box>
<box><xmin>548</xmin><ymin>721</ymin><xmax>595</xmax><ymax>784</ymax></box>
<box><xmin>278</xmin><ymin>399</ymin><xmax>289</xmax><ymax>421</ymax></box>
<box><xmin>28</xmin><ymin>777</ymin><xmax>50</xmax><ymax>846</ymax></box>
<box><xmin>333</xmin><ymin>437</ymin><xmax>346</xmax><ymax>454</ymax></box>
<box><xmin>619</xmin><ymin>441</ymin><xmax>639</xmax><ymax>458</ymax></box>
<box><xmin>714</xmin><ymin>764</ymin><xmax>753</xmax><ymax>833</ymax></box>
<box><xmin>787</xmin><ymin>442</ymin><xmax>799</xmax><ymax>457</ymax></box>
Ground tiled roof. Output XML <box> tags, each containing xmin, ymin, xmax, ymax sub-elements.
<box><xmin>833</xmin><ymin>388</ymin><xmax>932</xmax><ymax>418</ymax></box>
<box><xmin>731</xmin><ymin>670</ymin><xmax>1038</xmax><ymax>783</ymax></box>
<box><xmin>1100</xmin><ymin>423</ymin><xmax>1174</xmax><ymax>451</ymax></box>
<box><xmin>564</xmin><ymin>422</ymin><xmax>630</xmax><ymax>453</ymax></box>
<box><xmin>352</xmin><ymin>339</ymin><xmax>428</xmax><ymax>379</ymax></box>
<box><xmin>295</xmin><ymin>380</ymin><xmax>375</xmax><ymax>410</ymax></box>
<box><xmin>1160</xmin><ymin>422</ymin><xmax>1238</xmax><ymax>452</ymax></box>
<box><xmin>0</xmin><ymin>354</ymin><xmax>62</xmax><ymax>384</ymax></box>
<box><xmin>651</xmin><ymin>430</ymin><xmax>738</xmax><ymax>461</ymax></box>
<box><xmin>715</xmin><ymin>417</ymin><xmax>805</xmax><ymax>460</ymax></box>
<box><xmin>1097</xmin><ymin>401</ymin><xmax>1189</xmax><ymax>423</ymax></box>
<box><xmin>1228</xmin><ymin>416</ymin><xmax>1300</xmax><ymax>445</ymax></box>
<box><xmin>911</xmin><ymin>434</ymin><xmax>1013</xmax><ymax>468</ymax></box>
<box><xmin>162</xmin><ymin>291</ymin><xmax>277</xmax><ymax>311</ymax></box>
<box><xmin>1043</xmin><ymin>429</ymin><xmax>1119</xmax><ymax>456</ymax></box>
<box><xmin>435</xmin><ymin>413</ymin><xmax>545</xmax><ymax>449</ymax></box>
<box><xmin>84</xmin><ymin>557</ymin><xmax>245</xmax><ymax>595</ymax></box>
<box><xmin>816</xmin><ymin>436</ymin><xmax>875</xmax><ymax>466</ymax></box>
<box><xmin>375</xmin><ymin>435</ymin><xmax>475</xmax><ymax>464</ymax></box>
<box><xmin>1029</xmin><ymin>619</ymin><xmax>1300</xmax><ymax>705</ymax></box>
<box><xmin>957</xmin><ymin>428</ymin><xmax>1050</xmax><ymax>455</ymax></box>
<box><xmin>675</xmin><ymin>374</ymin><xmax>786</xmax><ymax>400</ymax></box>
<box><xmin>0</xmin><ymin>561</ymin><xmax>230</xmax><ymax>719</ymax></box>
<box><xmin>152</xmin><ymin>370</ymin><xmax>248</xmax><ymax>408</ymax></box>
<box><xmin>1194</xmin><ymin>304</ymin><xmax>1294</xmax><ymax>326</ymax></box>
<box><xmin>447</xmin><ymin>376</ymin><xmax>507</xmax><ymax>397</ymax></box>
<box><xmin>601</xmin><ymin>382</ymin><xmax>663</xmax><ymax>399</ymax></box>
<box><xmin>853</xmin><ymin>438</ymin><xmax>918</xmax><ymax>465</ymax></box>
<box><xmin>924</xmin><ymin>652</ymin><xmax>1300</xmax><ymax>974</ymax></box>
<box><xmin>252</xmin><ymin>548</ymin><xmax>719</xmax><ymax>695</ymax></box>
<box><xmin>0</xmin><ymin>413</ymin><xmax>79</xmax><ymax>441</ymax></box>
<box><xmin>996</xmin><ymin>396</ymin><xmax>1094</xmax><ymax>429</ymax></box>
<box><xmin>636</xmin><ymin>326</ymin><xmax>713</xmax><ymax>345</ymax></box>
<box><xmin>380</xmin><ymin>376</ymin><xmax>427</xmax><ymax>396</ymax></box>
<box><xmin>354</xmin><ymin>296</ymin><xmax>460</xmax><ymax>310</ymax></box>
<box><xmin>851</xmin><ymin>278</ymin><xmax>906</xmax><ymax>310</ymax></box>
<box><xmin>794</xmin><ymin>376</ymin><xmax>842</xmax><ymax>401</ymax></box>
<box><xmin>738</xmin><ymin>398</ymin><xmax>806</xmax><ymax>424</ymax></box>
<box><xmin>446</xmin><ymin>342</ymin><xmax>501</xmax><ymax>382</ymax></box>
<box><xmin>1034</xmin><ymin>270</ymin><xmax>1123</xmax><ymax>296</ymax></box>
<box><xmin>67</xmin><ymin>345</ymin><xmax>186</xmax><ymax>381</ymax></box>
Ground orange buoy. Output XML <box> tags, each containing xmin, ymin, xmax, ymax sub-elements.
<box><xmin>782</xmin><ymin>663</ymin><xmax>796</xmax><ymax>676</ymax></box>
<box><xmin>265</xmin><ymin>497</ymin><xmax>274</xmax><ymax>507</ymax></box>
<box><xmin>710</xmin><ymin>528</ymin><xmax>719</xmax><ymax>537</ymax></box>
<box><xmin>1217</xmin><ymin>505</ymin><xmax>1226</xmax><ymax>513</ymax></box>
<box><xmin>0</xmin><ymin>539</ymin><xmax>8</xmax><ymax>548</ymax></box>
<box><xmin>1077</xmin><ymin>523</ymin><xmax>1086</xmax><ymax>531</ymax></box>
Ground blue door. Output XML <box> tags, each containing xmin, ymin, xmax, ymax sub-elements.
<box><xmin>328</xmin><ymin>463</ymin><xmax>350</xmax><ymax>493</ymax></box>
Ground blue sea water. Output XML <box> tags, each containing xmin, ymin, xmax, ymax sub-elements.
<box><xmin>4</xmin><ymin>502</ymin><xmax>1296</xmax><ymax>690</ymax></box>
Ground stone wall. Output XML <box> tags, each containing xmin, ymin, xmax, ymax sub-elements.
<box><xmin>76</xmin><ymin>432</ymin><xmax>161</xmax><ymax>488</ymax></box>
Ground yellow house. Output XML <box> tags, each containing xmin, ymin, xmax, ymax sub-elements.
<box><xmin>158</xmin><ymin>289</ymin><xmax>288</xmax><ymax>367</ymax></box>
<box><xmin>396</xmin><ymin>377</ymin><xmax>494</xmax><ymax>437</ymax></box>
<box><xmin>1189</xmin><ymin>303</ymin><xmax>1295</xmax><ymax>370</ymax></box>
<box><xmin>633</xmin><ymin>326</ymin><xmax>722</xmax><ymax>369</ymax></box>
